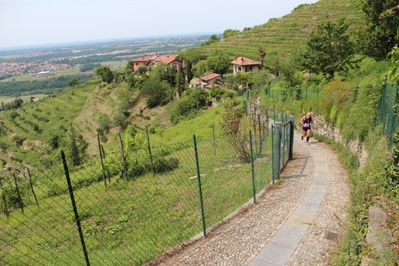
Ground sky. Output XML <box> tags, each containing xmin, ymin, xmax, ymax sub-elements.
<box><xmin>0</xmin><ymin>0</ymin><xmax>318</xmax><ymax>49</ymax></box>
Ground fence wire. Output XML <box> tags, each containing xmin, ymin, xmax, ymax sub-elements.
<box><xmin>379</xmin><ymin>83</ymin><xmax>399</xmax><ymax>146</ymax></box>
<box><xmin>0</xmin><ymin>124</ymin><xmax>284</xmax><ymax>265</ymax></box>
<box><xmin>266</xmin><ymin>87</ymin><xmax>321</xmax><ymax>101</ymax></box>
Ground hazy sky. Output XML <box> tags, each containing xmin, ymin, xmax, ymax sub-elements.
<box><xmin>0</xmin><ymin>0</ymin><xmax>318</xmax><ymax>49</ymax></box>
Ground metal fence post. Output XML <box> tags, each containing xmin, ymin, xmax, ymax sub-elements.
<box><xmin>273</xmin><ymin>122</ymin><xmax>281</xmax><ymax>181</ymax></box>
<box><xmin>271</xmin><ymin>125</ymin><xmax>274</xmax><ymax>184</ymax></box>
<box><xmin>249</xmin><ymin>130</ymin><xmax>256</xmax><ymax>203</ymax></box>
<box><xmin>61</xmin><ymin>150</ymin><xmax>91</xmax><ymax>266</ymax></box>
<box><xmin>289</xmin><ymin>116</ymin><xmax>295</xmax><ymax>160</ymax></box>
<box><xmin>193</xmin><ymin>135</ymin><xmax>206</xmax><ymax>237</ymax></box>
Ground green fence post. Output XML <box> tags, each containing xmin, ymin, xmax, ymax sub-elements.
<box><xmin>273</xmin><ymin>122</ymin><xmax>281</xmax><ymax>182</ymax></box>
<box><xmin>289</xmin><ymin>116</ymin><xmax>295</xmax><ymax>160</ymax></box>
<box><xmin>249</xmin><ymin>130</ymin><xmax>256</xmax><ymax>203</ymax></box>
<box><xmin>193</xmin><ymin>135</ymin><xmax>206</xmax><ymax>237</ymax></box>
<box><xmin>61</xmin><ymin>150</ymin><xmax>91</xmax><ymax>266</ymax></box>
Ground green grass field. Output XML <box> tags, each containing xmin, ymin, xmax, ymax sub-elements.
<box><xmin>0</xmin><ymin>130</ymin><xmax>272</xmax><ymax>265</ymax></box>
<box><xmin>0</xmin><ymin>93</ymin><xmax>47</xmax><ymax>104</ymax></box>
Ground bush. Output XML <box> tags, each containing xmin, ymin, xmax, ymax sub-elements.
<box><xmin>11</xmin><ymin>135</ymin><xmax>25</xmax><ymax>146</ymax></box>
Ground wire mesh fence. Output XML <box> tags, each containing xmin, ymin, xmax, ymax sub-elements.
<box><xmin>0</xmin><ymin>119</ymin><xmax>292</xmax><ymax>266</ymax></box>
<box><xmin>265</xmin><ymin>87</ymin><xmax>321</xmax><ymax>101</ymax></box>
<box><xmin>379</xmin><ymin>83</ymin><xmax>399</xmax><ymax>146</ymax></box>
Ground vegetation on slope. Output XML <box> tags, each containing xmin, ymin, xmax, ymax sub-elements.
<box><xmin>1</xmin><ymin>0</ymin><xmax>399</xmax><ymax>264</ymax></box>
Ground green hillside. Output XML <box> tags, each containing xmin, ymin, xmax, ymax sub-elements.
<box><xmin>203</xmin><ymin>0</ymin><xmax>364</xmax><ymax>59</ymax></box>
<box><xmin>0</xmin><ymin>0</ymin><xmax>368</xmax><ymax>169</ymax></box>
<box><xmin>1</xmin><ymin>0</ymin><xmax>399</xmax><ymax>264</ymax></box>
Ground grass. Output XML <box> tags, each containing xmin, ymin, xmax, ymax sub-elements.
<box><xmin>0</xmin><ymin>93</ymin><xmax>47</xmax><ymax>104</ymax></box>
<box><xmin>0</xmin><ymin>132</ymin><xmax>273</xmax><ymax>265</ymax></box>
<box><xmin>100</xmin><ymin>60</ymin><xmax>128</xmax><ymax>71</ymax></box>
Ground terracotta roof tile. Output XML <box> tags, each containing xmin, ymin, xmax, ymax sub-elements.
<box><xmin>231</xmin><ymin>56</ymin><xmax>262</xmax><ymax>66</ymax></box>
<box><xmin>153</xmin><ymin>55</ymin><xmax>180</xmax><ymax>64</ymax></box>
<box><xmin>200</xmin><ymin>73</ymin><xmax>221</xmax><ymax>82</ymax></box>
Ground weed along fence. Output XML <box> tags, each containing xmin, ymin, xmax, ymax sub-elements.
<box><xmin>379</xmin><ymin>83</ymin><xmax>399</xmax><ymax>146</ymax></box>
<box><xmin>266</xmin><ymin>87</ymin><xmax>321</xmax><ymax>101</ymax></box>
<box><xmin>0</xmin><ymin>116</ymin><xmax>295</xmax><ymax>265</ymax></box>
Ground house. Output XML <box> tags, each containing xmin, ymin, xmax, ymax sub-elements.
<box><xmin>231</xmin><ymin>56</ymin><xmax>262</xmax><ymax>76</ymax></box>
<box><xmin>189</xmin><ymin>78</ymin><xmax>201</xmax><ymax>88</ymax></box>
<box><xmin>131</xmin><ymin>53</ymin><xmax>182</xmax><ymax>72</ymax></box>
<box><xmin>151</xmin><ymin>54</ymin><xmax>182</xmax><ymax>70</ymax></box>
<box><xmin>200</xmin><ymin>72</ymin><xmax>221</xmax><ymax>89</ymax></box>
<box><xmin>131</xmin><ymin>55</ymin><xmax>153</xmax><ymax>71</ymax></box>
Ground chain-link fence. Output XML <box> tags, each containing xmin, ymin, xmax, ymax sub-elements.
<box><xmin>265</xmin><ymin>87</ymin><xmax>321</xmax><ymax>101</ymax></box>
<box><xmin>0</xmin><ymin>117</ymin><xmax>296</xmax><ymax>266</ymax></box>
<box><xmin>379</xmin><ymin>83</ymin><xmax>399</xmax><ymax>146</ymax></box>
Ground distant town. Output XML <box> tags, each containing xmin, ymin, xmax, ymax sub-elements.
<box><xmin>0</xmin><ymin>34</ymin><xmax>216</xmax><ymax>80</ymax></box>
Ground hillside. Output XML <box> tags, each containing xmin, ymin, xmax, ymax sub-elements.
<box><xmin>203</xmin><ymin>0</ymin><xmax>364</xmax><ymax>59</ymax></box>
<box><xmin>0</xmin><ymin>0</ymin><xmax>370</xmax><ymax>168</ymax></box>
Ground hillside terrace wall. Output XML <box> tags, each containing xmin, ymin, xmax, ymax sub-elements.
<box><xmin>307</xmin><ymin>114</ymin><xmax>369</xmax><ymax>169</ymax></box>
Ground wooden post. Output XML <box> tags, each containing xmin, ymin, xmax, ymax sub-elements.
<box><xmin>101</xmin><ymin>144</ymin><xmax>111</xmax><ymax>183</ymax></box>
<box><xmin>118</xmin><ymin>133</ymin><xmax>128</xmax><ymax>182</ymax></box>
<box><xmin>0</xmin><ymin>177</ymin><xmax>9</xmax><ymax>218</ymax></box>
<box><xmin>12</xmin><ymin>172</ymin><xmax>24</xmax><ymax>214</ymax></box>
<box><xmin>212</xmin><ymin>122</ymin><xmax>216</xmax><ymax>155</ymax></box>
<box><xmin>27</xmin><ymin>169</ymin><xmax>39</xmax><ymax>207</ymax></box>
<box><xmin>145</xmin><ymin>125</ymin><xmax>154</xmax><ymax>175</ymax></box>
<box><xmin>97</xmin><ymin>134</ymin><xmax>107</xmax><ymax>187</ymax></box>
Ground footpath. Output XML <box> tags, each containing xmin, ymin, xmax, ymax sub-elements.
<box><xmin>152</xmin><ymin>131</ymin><xmax>350</xmax><ymax>266</ymax></box>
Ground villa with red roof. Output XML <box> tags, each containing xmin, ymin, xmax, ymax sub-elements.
<box><xmin>131</xmin><ymin>53</ymin><xmax>182</xmax><ymax>72</ymax></box>
<box><xmin>151</xmin><ymin>54</ymin><xmax>182</xmax><ymax>70</ymax></box>
<box><xmin>231</xmin><ymin>56</ymin><xmax>262</xmax><ymax>76</ymax></box>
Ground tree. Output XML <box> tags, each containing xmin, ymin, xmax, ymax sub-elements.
<box><xmin>182</xmin><ymin>47</ymin><xmax>206</xmax><ymax>65</ymax></box>
<box><xmin>388</xmin><ymin>45</ymin><xmax>399</xmax><ymax>84</ymax></box>
<box><xmin>136</xmin><ymin>66</ymin><xmax>148</xmax><ymax>76</ymax></box>
<box><xmin>68</xmin><ymin>78</ymin><xmax>78</xmax><ymax>87</ymax></box>
<box><xmin>219</xmin><ymin>98</ymin><xmax>250</xmax><ymax>163</ymax></box>
<box><xmin>196</xmin><ymin>60</ymin><xmax>208</xmax><ymax>77</ymax></box>
<box><xmin>95</xmin><ymin>66</ymin><xmax>114</xmax><ymax>84</ymax></box>
<box><xmin>127</xmin><ymin>73</ymin><xmax>136</xmax><ymax>89</ymax></box>
<box><xmin>126</xmin><ymin>60</ymin><xmax>134</xmax><ymax>73</ymax></box>
<box><xmin>186</xmin><ymin>60</ymin><xmax>193</xmax><ymax>83</ymax></box>
<box><xmin>141</xmin><ymin>78</ymin><xmax>173</xmax><ymax>108</ymax></box>
<box><xmin>201</xmin><ymin>34</ymin><xmax>220</xmax><ymax>46</ymax></box>
<box><xmin>280</xmin><ymin>58</ymin><xmax>302</xmax><ymax>89</ymax></box>
<box><xmin>258</xmin><ymin>47</ymin><xmax>266</xmax><ymax>69</ymax></box>
<box><xmin>206</xmin><ymin>50</ymin><xmax>232</xmax><ymax>75</ymax></box>
<box><xmin>65</xmin><ymin>124</ymin><xmax>88</xmax><ymax>166</ymax></box>
<box><xmin>361</xmin><ymin>0</ymin><xmax>399</xmax><ymax>60</ymax></box>
<box><xmin>175</xmin><ymin>64</ymin><xmax>185</xmax><ymax>97</ymax></box>
<box><xmin>301</xmin><ymin>18</ymin><xmax>358</xmax><ymax>80</ymax></box>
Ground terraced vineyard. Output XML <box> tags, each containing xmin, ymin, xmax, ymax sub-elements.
<box><xmin>204</xmin><ymin>0</ymin><xmax>364</xmax><ymax>59</ymax></box>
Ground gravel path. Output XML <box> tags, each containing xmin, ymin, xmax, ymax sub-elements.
<box><xmin>150</xmin><ymin>133</ymin><xmax>350</xmax><ymax>266</ymax></box>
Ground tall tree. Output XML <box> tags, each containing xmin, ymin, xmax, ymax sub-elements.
<box><xmin>141</xmin><ymin>78</ymin><xmax>173</xmax><ymax>108</ymax></box>
<box><xmin>301</xmin><ymin>18</ymin><xmax>358</xmax><ymax>80</ymax></box>
<box><xmin>175</xmin><ymin>64</ymin><xmax>185</xmax><ymax>97</ymax></box>
<box><xmin>68</xmin><ymin>78</ymin><xmax>78</xmax><ymax>87</ymax></box>
<box><xmin>258</xmin><ymin>47</ymin><xmax>266</xmax><ymax>69</ymax></box>
<box><xmin>66</xmin><ymin>124</ymin><xmax>88</xmax><ymax>166</ymax></box>
<box><xmin>361</xmin><ymin>0</ymin><xmax>399</xmax><ymax>60</ymax></box>
<box><xmin>95</xmin><ymin>66</ymin><xmax>114</xmax><ymax>84</ymax></box>
<box><xmin>206</xmin><ymin>50</ymin><xmax>231</xmax><ymax>75</ymax></box>
<box><xmin>186</xmin><ymin>60</ymin><xmax>193</xmax><ymax>83</ymax></box>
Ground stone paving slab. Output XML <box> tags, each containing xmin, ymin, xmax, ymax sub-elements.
<box><xmin>247</xmin><ymin>134</ymin><xmax>331</xmax><ymax>265</ymax></box>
